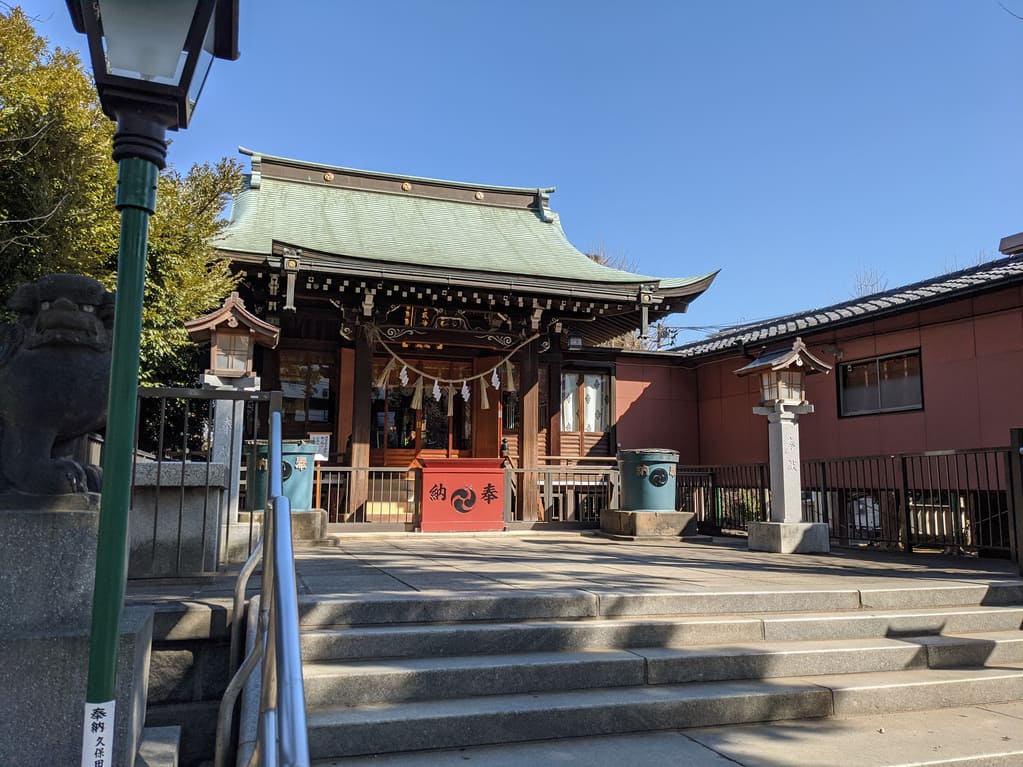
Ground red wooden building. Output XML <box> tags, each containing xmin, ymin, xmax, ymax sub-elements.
<box><xmin>215</xmin><ymin>148</ymin><xmax>1023</xmax><ymax>547</ymax></box>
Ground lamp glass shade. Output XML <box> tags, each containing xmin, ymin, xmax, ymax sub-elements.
<box><xmin>98</xmin><ymin>0</ymin><xmax>205</xmax><ymax>83</ymax></box>
<box><xmin>779</xmin><ymin>370</ymin><xmax>804</xmax><ymax>401</ymax></box>
<box><xmin>567</xmin><ymin>333</ymin><xmax>583</xmax><ymax>351</ymax></box>
<box><xmin>761</xmin><ymin>369</ymin><xmax>805</xmax><ymax>403</ymax></box>
<box><xmin>213</xmin><ymin>331</ymin><xmax>251</xmax><ymax>375</ymax></box>
<box><xmin>186</xmin><ymin>24</ymin><xmax>216</xmax><ymax>119</ymax></box>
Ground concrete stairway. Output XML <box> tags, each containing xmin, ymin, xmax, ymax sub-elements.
<box><xmin>299</xmin><ymin>583</ymin><xmax>1023</xmax><ymax>762</ymax></box>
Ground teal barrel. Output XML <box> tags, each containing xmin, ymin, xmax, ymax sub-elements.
<box><xmin>246</xmin><ymin>440</ymin><xmax>320</xmax><ymax>512</ymax></box>
<box><xmin>618</xmin><ymin>449</ymin><xmax>679</xmax><ymax>511</ymax></box>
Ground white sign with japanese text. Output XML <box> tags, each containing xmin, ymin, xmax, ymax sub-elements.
<box><xmin>81</xmin><ymin>700</ymin><xmax>115</xmax><ymax>767</ymax></box>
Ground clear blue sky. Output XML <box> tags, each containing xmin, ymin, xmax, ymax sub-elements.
<box><xmin>20</xmin><ymin>1</ymin><xmax>1023</xmax><ymax>344</ymax></box>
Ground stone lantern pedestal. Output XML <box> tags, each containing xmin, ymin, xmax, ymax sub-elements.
<box><xmin>747</xmin><ymin>402</ymin><xmax>830</xmax><ymax>554</ymax></box>
<box><xmin>735</xmin><ymin>338</ymin><xmax>832</xmax><ymax>555</ymax></box>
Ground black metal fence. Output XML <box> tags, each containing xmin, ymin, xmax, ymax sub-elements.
<box><xmin>130</xmin><ymin>387</ymin><xmax>282</xmax><ymax>578</ymax></box>
<box><xmin>676</xmin><ymin>448</ymin><xmax>1016</xmax><ymax>559</ymax></box>
<box><xmin>504</xmin><ymin>466</ymin><xmax>619</xmax><ymax>527</ymax></box>
<box><xmin>676</xmin><ymin>463</ymin><xmax>769</xmax><ymax>534</ymax></box>
<box><xmin>801</xmin><ymin>449</ymin><xmax>1014</xmax><ymax>558</ymax></box>
<box><xmin>315</xmin><ymin>466</ymin><xmax>420</xmax><ymax>529</ymax></box>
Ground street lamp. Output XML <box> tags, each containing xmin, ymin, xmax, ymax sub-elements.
<box><xmin>65</xmin><ymin>2</ymin><xmax>239</xmax><ymax>764</ymax></box>
<box><xmin>66</xmin><ymin>0</ymin><xmax>239</xmax><ymax>136</ymax></box>
<box><xmin>735</xmin><ymin>338</ymin><xmax>832</xmax><ymax>554</ymax></box>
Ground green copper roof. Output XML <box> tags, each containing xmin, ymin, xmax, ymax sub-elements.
<box><xmin>216</xmin><ymin>150</ymin><xmax>714</xmax><ymax>293</ymax></box>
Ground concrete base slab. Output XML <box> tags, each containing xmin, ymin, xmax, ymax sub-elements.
<box><xmin>599</xmin><ymin>509</ymin><xmax>700</xmax><ymax>539</ymax></box>
<box><xmin>240</xmin><ymin>509</ymin><xmax>327</xmax><ymax>542</ymax></box>
<box><xmin>0</xmin><ymin>607</ymin><xmax>153</xmax><ymax>767</ymax></box>
<box><xmin>748</xmin><ymin>521</ymin><xmax>830</xmax><ymax>554</ymax></box>
<box><xmin>135</xmin><ymin>725</ymin><xmax>180</xmax><ymax>767</ymax></box>
<box><xmin>292</xmin><ymin>508</ymin><xmax>328</xmax><ymax>540</ymax></box>
<box><xmin>221</xmin><ymin>522</ymin><xmax>261</xmax><ymax>563</ymax></box>
<box><xmin>0</xmin><ymin>504</ymin><xmax>100</xmax><ymax>633</ymax></box>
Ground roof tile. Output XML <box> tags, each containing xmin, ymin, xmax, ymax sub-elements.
<box><xmin>673</xmin><ymin>256</ymin><xmax>1023</xmax><ymax>359</ymax></box>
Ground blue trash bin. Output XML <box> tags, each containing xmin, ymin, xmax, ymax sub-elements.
<box><xmin>617</xmin><ymin>449</ymin><xmax>679</xmax><ymax>511</ymax></box>
<box><xmin>246</xmin><ymin>440</ymin><xmax>319</xmax><ymax>512</ymax></box>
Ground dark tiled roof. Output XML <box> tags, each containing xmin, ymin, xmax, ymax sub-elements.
<box><xmin>672</xmin><ymin>255</ymin><xmax>1023</xmax><ymax>359</ymax></box>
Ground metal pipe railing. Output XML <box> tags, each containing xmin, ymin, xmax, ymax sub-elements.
<box><xmin>215</xmin><ymin>409</ymin><xmax>309</xmax><ymax>767</ymax></box>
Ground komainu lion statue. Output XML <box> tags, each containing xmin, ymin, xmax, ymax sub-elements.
<box><xmin>0</xmin><ymin>274</ymin><xmax>114</xmax><ymax>495</ymax></box>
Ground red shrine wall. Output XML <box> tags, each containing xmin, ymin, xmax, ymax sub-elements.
<box><xmin>689</xmin><ymin>285</ymin><xmax>1023</xmax><ymax>465</ymax></box>
<box><xmin>614</xmin><ymin>360</ymin><xmax>700</xmax><ymax>463</ymax></box>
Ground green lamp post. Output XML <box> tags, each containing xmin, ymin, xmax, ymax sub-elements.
<box><xmin>64</xmin><ymin>2</ymin><xmax>238</xmax><ymax>764</ymax></box>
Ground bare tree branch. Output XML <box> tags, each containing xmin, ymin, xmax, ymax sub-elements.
<box><xmin>0</xmin><ymin>191</ymin><xmax>70</xmax><ymax>254</ymax></box>
<box><xmin>998</xmin><ymin>2</ymin><xmax>1023</xmax><ymax>21</ymax></box>
<box><xmin>0</xmin><ymin>192</ymin><xmax>69</xmax><ymax>227</ymax></box>
<box><xmin>0</xmin><ymin>118</ymin><xmax>53</xmax><ymax>144</ymax></box>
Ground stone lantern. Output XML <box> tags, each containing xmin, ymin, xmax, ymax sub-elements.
<box><xmin>735</xmin><ymin>337</ymin><xmax>831</xmax><ymax>554</ymax></box>
<box><xmin>185</xmin><ymin>292</ymin><xmax>279</xmax><ymax>384</ymax></box>
<box><xmin>185</xmin><ymin>293</ymin><xmax>279</xmax><ymax>538</ymax></box>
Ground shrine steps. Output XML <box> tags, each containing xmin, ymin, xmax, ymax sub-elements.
<box><xmin>294</xmin><ymin>583</ymin><xmax>1023</xmax><ymax>762</ymax></box>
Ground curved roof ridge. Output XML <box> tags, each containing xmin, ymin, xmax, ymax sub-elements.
<box><xmin>238</xmin><ymin>146</ymin><xmax>556</xmax><ymax>196</ymax></box>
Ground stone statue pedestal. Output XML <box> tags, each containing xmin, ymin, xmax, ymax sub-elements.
<box><xmin>0</xmin><ymin>496</ymin><xmax>152</xmax><ymax>767</ymax></box>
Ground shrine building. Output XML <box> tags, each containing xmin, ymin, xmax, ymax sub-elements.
<box><xmin>215</xmin><ymin>148</ymin><xmax>717</xmax><ymax>483</ymax></box>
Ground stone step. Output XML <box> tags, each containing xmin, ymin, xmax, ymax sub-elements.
<box><xmin>306</xmin><ymin>677</ymin><xmax>832</xmax><ymax>759</ymax></box>
<box><xmin>303</xmin><ymin>649</ymin><xmax>644</xmax><ymax>707</ymax></box>
<box><xmin>309</xmin><ymin>702</ymin><xmax>1023</xmax><ymax>767</ymax></box>
<box><xmin>644</xmin><ymin>631</ymin><xmax>1023</xmax><ymax>685</ymax></box>
<box><xmin>302</xmin><ymin>632</ymin><xmax>1023</xmax><ymax>707</ymax></box>
<box><xmin>762</xmin><ymin>604</ymin><xmax>1023</xmax><ymax>642</ymax></box>
<box><xmin>305</xmin><ymin>664</ymin><xmax>1023</xmax><ymax>759</ymax></box>
<box><xmin>300</xmin><ymin>605</ymin><xmax>1023</xmax><ymax>661</ymax></box>
<box><xmin>295</xmin><ymin>582</ymin><xmax>1023</xmax><ymax>629</ymax></box>
<box><xmin>297</xmin><ymin>590</ymin><xmax>597</xmax><ymax>628</ymax></box>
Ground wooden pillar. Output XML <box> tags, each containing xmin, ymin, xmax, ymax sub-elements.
<box><xmin>547</xmin><ymin>350</ymin><xmax>562</xmax><ymax>459</ymax></box>
<box><xmin>336</xmin><ymin>347</ymin><xmax>355</xmax><ymax>462</ymax></box>
<box><xmin>349</xmin><ymin>327</ymin><xmax>373</xmax><ymax>518</ymax></box>
<box><xmin>473</xmin><ymin>356</ymin><xmax>501</xmax><ymax>457</ymax></box>
<box><xmin>518</xmin><ymin>339</ymin><xmax>540</xmax><ymax>519</ymax></box>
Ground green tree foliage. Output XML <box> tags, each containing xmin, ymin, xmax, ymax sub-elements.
<box><xmin>0</xmin><ymin>7</ymin><xmax>242</xmax><ymax>384</ymax></box>
<box><xmin>142</xmin><ymin>159</ymin><xmax>242</xmax><ymax>385</ymax></box>
<box><xmin>0</xmin><ymin>7</ymin><xmax>117</xmax><ymax>290</ymax></box>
